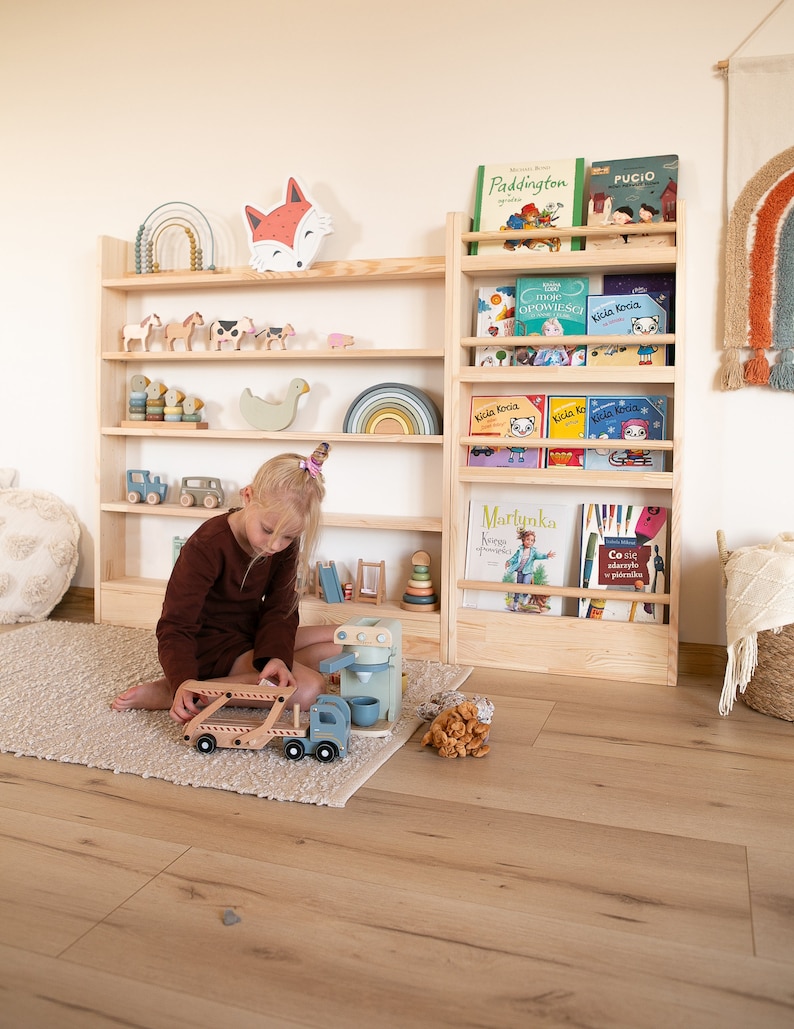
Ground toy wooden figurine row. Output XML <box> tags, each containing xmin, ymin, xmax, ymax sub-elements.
<box><xmin>121</xmin><ymin>314</ymin><xmax>355</xmax><ymax>353</ymax></box>
<box><xmin>125</xmin><ymin>375</ymin><xmax>207</xmax><ymax>429</ymax></box>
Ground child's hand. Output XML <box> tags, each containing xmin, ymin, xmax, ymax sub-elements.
<box><xmin>170</xmin><ymin>685</ymin><xmax>207</xmax><ymax>724</ymax></box>
<box><xmin>259</xmin><ymin>658</ymin><xmax>295</xmax><ymax>691</ymax></box>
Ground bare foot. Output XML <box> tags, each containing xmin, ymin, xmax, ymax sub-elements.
<box><xmin>111</xmin><ymin>677</ymin><xmax>174</xmax><ymax>711</ymax></box>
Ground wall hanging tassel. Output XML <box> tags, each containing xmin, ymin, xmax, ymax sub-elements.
<box><xmin>721</xmin><ymin>347</ymin><xmax>746</xmax><ymax>390</ymax></box>
<box><xmin>770</xmin><ymin>347</ymin><xmax>794</xmax><ymax>389</ymax></box>
<box><xmin>744</xmin><ymin>349</ymin><xmax>771</xmax><ymax>384</ymax></box>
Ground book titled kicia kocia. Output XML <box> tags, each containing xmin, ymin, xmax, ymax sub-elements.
<box><xmin>584</xmin><ymin>395</ymin><xmax>667</xmax><ymax>472</ymax></box>
<box><xmin>472</xmin><ymin>158</ymin><xmax>586</xmax><ymax>255</ymax></box>
<box><xmin>468</xmin><ymin>394</ymin><xmax>546</xmax><ymax>468</ymax></box>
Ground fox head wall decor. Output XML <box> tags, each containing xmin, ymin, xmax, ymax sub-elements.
<box><xmin>243</xmin><ymin>177</ymin><xmax>333</xmax><ymax>273</ymax></box>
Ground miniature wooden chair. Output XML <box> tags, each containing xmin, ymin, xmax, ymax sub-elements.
<box><xmin>354</xmin><ymin>559</ymin><xmax>386</xmax><ymax>604</ymax></box>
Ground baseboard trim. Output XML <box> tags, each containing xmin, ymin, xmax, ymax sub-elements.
<box><xmin>678</xmin><ymin>641</ymin><xmax>726</xmax><ymax>679</ymax></box>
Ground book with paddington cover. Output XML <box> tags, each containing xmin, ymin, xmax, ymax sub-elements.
<box><xmin>473</xmin><ymin>284</ymin><xmax>515</xmax><ymax>366</ymax></box>
<box><xmin>468</xmin><ymin>394</ymin><xmax>546</xmax><ymax>468</ymax></box>
<box><xmin>471</xmin><ymin>158</ymin><xmax>586</xmax><ymax>255</ymax></box>
<box><xmin>578</xmin><ymin>502</ymin><xmax>668</xmax><ymax>622</ymax></box>
<box><xmin>586</xmin><ymin>292</ymin><xmax>668</xmax><ymax>336</ymax></box>
<box><xmin>586</xmin><ymin>154</ymin><xmax>679</xmax><ymax>249</ymax></box>
<box><xmin>464</xmin><ymin>499</ymin><xmax>573</xmax><ymax>615</ymax></box>
<box><xmin>515</xmin><ymin>275</ymin><xmax>588</xmax><ymax>337</ymax></box>
<box><xmin>584</xmin><ymin>395</ymin><xmax>667</xmax><ymax>472</ymax></box>
<box><xmin>546</xmin><ymin>395</ymin><xmax>586</xmax><ymax>468</ymax></box>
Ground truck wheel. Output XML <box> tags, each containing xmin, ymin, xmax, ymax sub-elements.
<box><xmin>203</xmin><ymin>495</ymin><xmax>219</xmax><ymax>509</ymax></box>
<box><xmin>283</xmin><ymin>739</ymin><xmax>306</xmax><ymax>761</ymax></box>
<box><xmin>180</xmin><ymin>493</ymin><xmax>195</xmax><ymax>507</ymax></box>
<box><xmin>145</xmin><ymin>492</ymin><xmax>161</xmax><ymax>505</ymax></box>
<box><xmin>127</xmin><ymin>491</ymin><xmax>141</xmax><ymax>504</ymax></box>
<box><xmin>195</xmin><ymin>734</ymin><xmax>217</xmax><ymax>754</ymax></box>
<box><xmin>314</xmin><ymin>742</ymin><xmax>338</xmax><ymax>763</ymax></box>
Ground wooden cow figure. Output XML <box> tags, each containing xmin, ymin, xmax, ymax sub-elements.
<box><xmin>209</xmin><ymin>317</ymin><xmax>255</xmax><ymax>350</ymax></box>
<box><xmin>257</xmin><ymin>323</ymin><xmax>296</xmax><ymax>350</ymax></box>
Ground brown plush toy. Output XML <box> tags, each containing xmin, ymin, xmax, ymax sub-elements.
<box><xmin>421</xmin><ymin>700</ymin><xmax>491</xmax><ymax>758</ymax></box>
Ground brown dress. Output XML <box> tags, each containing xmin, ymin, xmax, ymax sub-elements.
<box><xmin>156</xmin><ymin>512</ymin><xmax>299</xmax><ymax>690</ymax></box>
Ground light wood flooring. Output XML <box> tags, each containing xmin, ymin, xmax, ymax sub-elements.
<box><xmin>1</xmin><ymin>591</ymin><xmax>792</xmax><ymax>1028</ymax></box>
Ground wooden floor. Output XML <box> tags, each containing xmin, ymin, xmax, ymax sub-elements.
<box><xmin>1</xmin><ymin>592</ymin><xmax>793</xmax><ymax>1028</ymax></box>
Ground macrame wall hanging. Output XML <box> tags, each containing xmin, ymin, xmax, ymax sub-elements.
<box><xmin>722</xmin><ymin>145</ymin><xmax>794</xmax><ymax>390</ymax></box>
<box><xmin>718</xmin><ymin>1</ymin><xmax>794</xmax><ymax>390</ymax></box>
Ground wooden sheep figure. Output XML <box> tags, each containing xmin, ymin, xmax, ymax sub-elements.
<box><xmin>122</xmin><ymin>314</ymin><xmax>161</xmax><ymax>352</ymax></box>
<box><xmin>327</xmin><ymin>332</ymin><xmax>355</xmax><ymax>349</ymax></box>
<box><xmin>257</xmin><ymin>323</ymin><xmax>296</xmax><ymax>350</ymax></box>
<box><xmin>209</xmin><ymin>317</ymin><xmax>255</xmax><ymax>350</ymax></box>
<box><xmin>164</xmin><ymin>312</ymin><xmax>204</xmax><ymax>351</ymax></box>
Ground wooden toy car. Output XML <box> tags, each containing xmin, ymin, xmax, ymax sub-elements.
<box><xmin>126</xmin><ymin>469</ymin><xmax>167</xmax><ymax>505</ymax></box>
<box><xmin>179</xmin><ymin>476</ymin><xmax>224</xmax><ymax>509</ymax></box>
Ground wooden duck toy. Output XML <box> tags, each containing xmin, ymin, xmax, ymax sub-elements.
<box><xmin>239</xmin><ymin>378</ymin><xmax>310</xmax><ymax>430</ymax></box>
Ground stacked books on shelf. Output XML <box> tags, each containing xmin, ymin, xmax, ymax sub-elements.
<box><xmin>463</xmin><ymin>500</ymin><xmax>573</xmax><ymax>615</ymax></box>
<box><xmin>578</xmin><ymin>503</ymin><xmax>668</xmax><ymax>622</ymax></box>
<box><xmin>465</xmin><ymin>392</ymin><xmax>668</xmax><ymax>471</ymax></box>
<box><xmin>586</xmin><ymin>272</ymin><xmax>674</xmax><ymax>367</ymax></box>
<box><xmin>471</xmin><ymin>158</ymin><xmax>586</xmax><ymax>256</ymax></box>
<box><xmin>462</xmin><ymin>498</ymin><xmax>668</xmax><ymax>622</ymax></box>
<box><xmin>470</xmin><ymin>153</ymin><xmax>679</xmax><ymax>256</ymax></box>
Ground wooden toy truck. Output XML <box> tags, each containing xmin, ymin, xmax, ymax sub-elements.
<box><xmin>176</xmin><ymin>680</ymin><xmax>351</xmax><ymax>762</ymax></box>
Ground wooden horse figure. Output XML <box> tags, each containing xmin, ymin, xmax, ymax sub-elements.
<box><xmin>164</xmin><ymin>312</ymin><xmax>204</xmax><ymax>351</ymax></box>
<box><xmin>209</xmin><ymin>316</ymin><xmax>255</xmax><ymax>350</ymax></box>
<box><xmin>257</xmin><ymin>322</ymin><xmax>296</xmax><ymax>350</ymax></box>
<box><xmin>122</xmin><ymin>314</ymin><xmax>161</xmax><ymax>352</ymax></box>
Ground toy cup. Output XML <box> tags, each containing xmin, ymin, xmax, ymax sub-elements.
<box><xmin>348</xmin><ymin>696</ymin><xmax>380</xmax><ymax>727</ymax></box>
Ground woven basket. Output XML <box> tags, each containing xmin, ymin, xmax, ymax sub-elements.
<box><xmin>717</xmin><ymin>529</ymin><xmax>794</xmax><ymax>721</ymax></box>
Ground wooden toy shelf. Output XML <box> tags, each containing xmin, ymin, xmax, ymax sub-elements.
<box><xmin>96</xmin><ymin>237</ymin><xmax>446</xmax><ymax>659</ymax></box>
<box><xmin>102</xmin><ymin>348</ymin><xmax>444</xmax><ymax>362</ymax></box>
<box><xmin>442</xmin><ymin>207</ymin><xmax>685</xmax><ymax>686</ymax></box>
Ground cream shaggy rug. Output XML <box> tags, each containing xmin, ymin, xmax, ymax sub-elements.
<box><xmin>0</xmin><ymin>621</ymin><xmax>471</xmax><ymax>807</ymax></box>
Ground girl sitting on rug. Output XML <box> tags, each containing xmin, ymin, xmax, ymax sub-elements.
<box><xmin>112</xmin><ymin>442</ymin><xmax>340</xmax><ymax>723</ymax></box>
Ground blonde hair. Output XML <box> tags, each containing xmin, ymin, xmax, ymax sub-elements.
<box><xmin>246</xmin><ymin>442</ymin><xmax>330</xmax><ymax>607</ymax></box>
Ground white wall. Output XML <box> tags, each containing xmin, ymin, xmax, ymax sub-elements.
<box><xmin>1</xmin><ymin>0</ymin><xmax>792</xmax><ymax>646</ymax></box>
